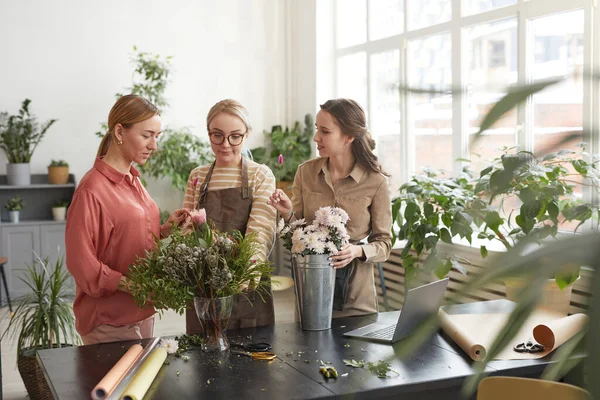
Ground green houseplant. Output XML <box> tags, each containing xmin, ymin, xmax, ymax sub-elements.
<box><xmin>1</xmin><ymin>253</ymin><xmax>79</xmax><ymax>400</ymax></box>
<box><xmin>380</xmin><ymin>73</ymin><xmax>600</xmax><ymax>398</ymax></box>
<box><xmin>251</xmin><ymin>114</ymin><xmax>314</xmax><ymax>197</ymax></box>
<box><xmin>95</xmin><ymin>47</ymin><xmax>214</xmax><ymax>196</ymax></box>
<box><xmin>0</xmin><ymin>99</ymin><xmax>57</xmax><ymax>185</ymax></box>
<box><xmin>47</xmin><ymin>159</ymin><xmax>69</xmax><ymax>184</ymax></box>
<box><xmin>5</xmin><ymin>196</ymin><xmax>24</xmax><ymax>223</ymax></box>
<box><xmin>393</xmin><ymin>146</ymin><xmax>599</xmax><ymax>294</ymax></box>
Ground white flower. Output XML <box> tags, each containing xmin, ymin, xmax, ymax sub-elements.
<box><xmin>326</xmin><ymin>242</ymin><xmax>339</xmax><ymax>255</ymax></box>
<box><xmin>292</xmin><ymin>227</ymin><xmax>305</xmax><ymax>242</ymax></box>
<box><xmin>304</xmin><ymin>232</ymin><xmax>320</xmax><ymax>247</ymax></box>
<box><xmin>280</xmin><ymin>226</ymin><xmax>290</xmax><ymax>236</ymax></box>
<box><xmin>277</xmin><ymin>218</ymin><xmax>286</xmax><ymax>233</ymax></box>
<box><xmin>333</xmin><ymin>207</ymin><xmax>350</xmax><ymax>224</ymax></box>
<box><xmin>290</xmin><ymin>218</ymin><xmax>306</xmax><ymax>229</ymax></box>
<box><xmin>311</xmin><ymin>240</ymin><xmax>326</xmax><ymax>254</ymax></box>
<box><xmin>314</xmin><ymin>207</ymin><xmax>331</xmax><ymax>226</ymax></box>
<box><xmin>314</xmin><ymin>227</ymin><xmax>329</xmax><ymax>241</ymax></box>
<box><xmin>291</xmin><ymin>239</ymin><xmax>306</xmax><ymax>254</ymax></box>
<box><xmin>160</xmin><ymin>338</ymin><xmax>179</xmax><ymax>354</ymax></box>
<box><xmin>329</xmin><ymin>214</ymin><xmax>343</xmax><ymax>227</ymax></box>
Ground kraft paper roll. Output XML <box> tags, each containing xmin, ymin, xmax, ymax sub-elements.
<box><xmin>438</xmin><ymin>309</ymin><xmax>487</xmax><ymax>361</ymax></box>
<box><xmin>92</xmin><ymin>344</ymin><xmax>144</xmax><ymax>400</ymax></box>
<box><xmin>439</xmin><ymin>306</ymin><xmax>588</xmax><ymax>361</ymax></box>
<box><xmin>107</xmin><ymin>337</ymin><xmax>161</xmax><ymax>400</ymax></box>
<box><xmin>120</xmin><ymin>347</ymin><xmax>168</xmax><ymax>400</ymax></box>
<box><xmin>533</xmin><ymin>314</ymin><xmax>589</xmax><ymax>349</ymax></box>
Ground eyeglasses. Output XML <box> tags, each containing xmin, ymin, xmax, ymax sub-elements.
<box><xmin>209</xmin><ymin>132</ymin><xmax>246</xmax><ymax>146</ymax></box>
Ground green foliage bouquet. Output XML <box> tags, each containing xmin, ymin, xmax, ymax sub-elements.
<box><xmin>127</xmin><ymin>221</ymin><xmax>273</xmax><ymax>314</ymax></box>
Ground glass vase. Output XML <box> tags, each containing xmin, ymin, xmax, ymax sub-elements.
<box><xmin>193</xmin><ymin>296</ymin><xmax>234</xmax><ymax>352</ymax></box>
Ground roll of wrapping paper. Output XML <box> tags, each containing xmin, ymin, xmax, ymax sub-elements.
<box><xmin>91</xmin><ymin>344</ymin><xmax>144</xmax><ymax>399</ymax></box>
<box><xmin>438</xmin><ymin>309</ymin><xmax>487</xmax><ymax>361</ymax></box>
<box><xmin>533</xmin><ymin>313</ymin><xmax>589</xmax><ymax>349</ymax></box>
<box><xmin>106</xmin><ymin>337</ymin><xmax>161</xmax><ymax>400</ymax></box>
<box><xmin>120</xmin><ymin>347</ymin><xmax>168</xmax><ymax>400</ymax></box>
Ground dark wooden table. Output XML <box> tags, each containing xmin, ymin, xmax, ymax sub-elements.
<box><xmin>37</xmin><ymin>305</ymin><xmax>574</xmax><ymax>400</ymax></box>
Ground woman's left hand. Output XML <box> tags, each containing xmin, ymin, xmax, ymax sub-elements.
<box><xmin>329</xmin><ymin>244</ymin><xmax>364</xmax><ymax>269</ymax></box>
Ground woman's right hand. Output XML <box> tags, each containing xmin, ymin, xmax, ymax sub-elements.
<box><xmin>267</xmin><ymin>189</ymin><xmax>293</xmax><ymax>217</ymax></box>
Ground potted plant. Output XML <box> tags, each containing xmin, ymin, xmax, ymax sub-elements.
<box><xmin>250</xmin><ymin>114</ymin><xmax>314</xmax><ymax>198</ymax></box>
<box><xmin>393</xmin><ymin>145</ymin><xmax>600</xmax><ymax>313</ymax></box>
<box><xmin>0</xmin><ymin>99</ymin><xmax>57</xmax><ymax>185</ymax></box>
<box><xmin>1</xmin><ymin>253</ymin><xmax>80</xmax><ymax>400</ymax></box>
<box><xmin>52</xmin><ymin>199</ymin><xmax>69</xmax><ymax>221</ymax></box>
<box><xmin>127</xmin><ymin>211</ymin><xmax>273</xmax><ymax>352</ymax></box>
<box><xmin>5</xmin><ymin>196</ymin><xmax>24</xmax><ymax>223</ymax></box>
<box><xmin>276</xmin><ymin>206</ymin><xmax>351</xmax><ymax>330</ymax></box>
<box><xmin>47</xmin><ymin>159</ymin><xmax>69</xmax><ymax>184</ymax></box>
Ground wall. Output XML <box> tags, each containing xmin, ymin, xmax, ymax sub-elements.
<box><xmin>0</xmin><ymin>0</ymin><xmax>287</xmax><ymax>210</ymax></box>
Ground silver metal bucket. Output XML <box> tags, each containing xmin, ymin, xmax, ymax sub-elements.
<box><xmin>291</xmin><ymin>254</ymin><xmax>335</xmax><ymax>331</ymax></box>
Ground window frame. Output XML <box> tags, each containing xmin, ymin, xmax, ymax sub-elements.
<box><xmin>331</xmin><ymin>0</ymin><xmax>599</xmax><ymax>199</ymax></box>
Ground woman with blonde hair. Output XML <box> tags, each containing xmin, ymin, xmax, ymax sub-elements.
<box><xmin>66</xmin><ymin>94</ymin><xmax>189</xmax><ymax>344</ymax></box>
<box><xmin>183</xmin><ymin>99</ymin><xmax>277</xmax><ymax>333</ymax></box>
<box><xmin>268</xmin><ymin>98</ymin><xmax>392</xmax><ymax>317</ymax></box>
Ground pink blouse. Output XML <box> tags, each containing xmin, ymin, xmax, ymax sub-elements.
<box><xmin>65</xmin><ymin>158</ymin><xmax>159</xmax><ymax>336</ymax></box>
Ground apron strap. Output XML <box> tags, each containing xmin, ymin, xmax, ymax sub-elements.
<box><xmin>198</xmin><ymin>162</ymin><xmax>216</xmax><ymax>204</ymax></box>
<box><xmin>241</xmin><ymin>157</ymin><xmax>251</xmax><ymax>200</ymax></box>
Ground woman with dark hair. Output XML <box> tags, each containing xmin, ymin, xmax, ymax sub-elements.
<box><xmin>268</xmin><ymin>98</ymin><xmax>392</xmax><ymax>317</ymax></box>
<box><xmin>66</xmin><ymin>94</ymin><xmax>189</xmax><ymax>344</ymax></box>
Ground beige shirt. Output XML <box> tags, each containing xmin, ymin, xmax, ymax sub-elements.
<box><xmin>291</xmin><ymin>157</ymin><xmax>392</xmax><ymax>263</ymax></box>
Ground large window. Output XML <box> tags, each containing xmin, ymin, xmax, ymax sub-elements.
<box><xmin>330</xmin><ymin>0</ymin><xmax>596</xmax><ymax>198</ymax></box>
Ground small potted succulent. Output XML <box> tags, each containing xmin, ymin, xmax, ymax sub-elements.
<box><xmin>47</xmin><ymin>159</ymin><xmax>69</xmax><ymax>184</ymax></box>
<box><xmin>52</xmin><ymin>199</ymin><xmax>69</xmax><ymax>221</ymax></box>
<box><xmin>5</xmin><ymin>196</ymin><xmax>24</xmax><ymax>223</ymax></box>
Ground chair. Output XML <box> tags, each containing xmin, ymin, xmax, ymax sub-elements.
<box><xmin>477</xmin><ymin>376</ymin><xmax>592</xmax><ymax>400</ymax></box>
<box><xmin>0</xmin><ymin>257</ymin><xmax>12</xmax><ymax>313</ymax></box>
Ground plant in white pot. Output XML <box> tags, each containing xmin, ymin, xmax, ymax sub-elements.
<box><xmin>52</xmin><ymin>199</ymin><xmax>69</xmax><ymax>221</ymax></box>
<box><xmin>5</xmin><ymin>196</ymin><xmax>24</xmax><ymax>223</ymax></box>
<box><xmin>1</xmin><ymin>253</ymin><xmax>80</xmax><ymax>400</ymax></box>
<box><xmin>0</xmin><ymin>99</ymin><xmax>56</xmax><ymax>185</ymax></box>
<box><xmin>47</xmin><ymin>159</ymin><xmax>69</xmax><ymax>184</ymax></box>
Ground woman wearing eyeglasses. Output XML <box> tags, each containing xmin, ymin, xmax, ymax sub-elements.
<box><xmin>182</xmin><ymin>99</ymin><xmax>277</xmax><ymax>334</ymax></box>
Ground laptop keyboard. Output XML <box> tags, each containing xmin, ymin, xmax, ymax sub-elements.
<box><xmin>363</xmin><ymin>325</ymin><xmax>396</xmax><ymax>339</ymax></box>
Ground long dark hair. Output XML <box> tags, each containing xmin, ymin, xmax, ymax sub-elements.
<box><xmin>319</xmin><ymin>99</ymin><xmax>389</xmax><ymax>177</ymax></box>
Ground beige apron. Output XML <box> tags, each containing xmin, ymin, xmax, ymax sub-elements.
<box><xmin>186</xmin><ymin>157</ymin><xmax>275</xmax><ymax>334</ymax></box>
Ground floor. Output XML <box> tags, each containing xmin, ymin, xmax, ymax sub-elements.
<box><xmin>0</xmin><ymin>286</ymin><xmax>296</xmax><ymax>400</ymax></box>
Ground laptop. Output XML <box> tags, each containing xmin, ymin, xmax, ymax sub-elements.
<box><xmin>343</xmin><ymin>278</ymin><xmax>449</xmax><ymax>343</ymax></box>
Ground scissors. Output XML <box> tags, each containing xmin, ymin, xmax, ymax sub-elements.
<box><xmin>513</xmin><ymin>340</ymin><xmax>545</xmax><ymax>353</ymax></box>
<box><xmin>232</xmin><ymin>350</ymin><xmax>277</xmax><ymax>361</ymax></box>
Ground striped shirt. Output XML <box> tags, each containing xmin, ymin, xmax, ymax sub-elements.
<box><xmin>182</xmin><ymin>160</ymin><xmax>277</xmax><ymax>262</ymax></box>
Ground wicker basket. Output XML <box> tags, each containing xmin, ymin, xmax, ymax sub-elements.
<box><xmin>17</xmin><ymin>349</ymin><xmax>55</xmax><ymax>400</ymax></box>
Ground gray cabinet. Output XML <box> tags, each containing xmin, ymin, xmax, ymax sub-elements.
<box><xmin>1</xmin><ymin>224</ymin><xmax>41</xmax><ymax>299</ymax></box>
<box><xmin>0</xmin><ymin>173</ymin><xmax>76</xmax><ymax>302</ymax></box>
<box><xmin>0</xmin><ymin>222</ymin><xmax>73</xmax><ymax>299</ymax></box>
